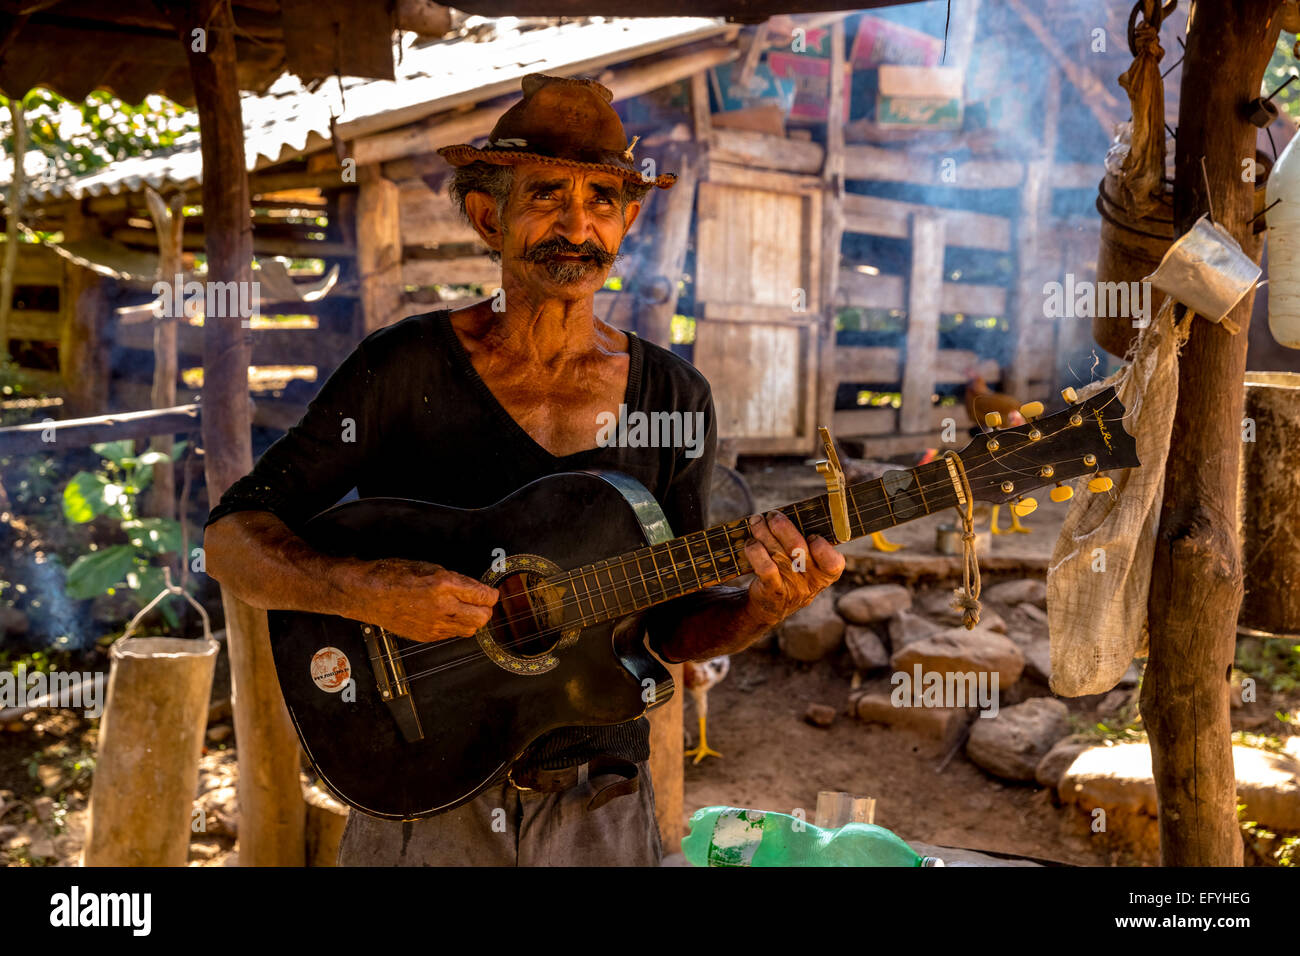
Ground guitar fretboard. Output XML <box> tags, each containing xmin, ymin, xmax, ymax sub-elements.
<box><xmin>553</xmin><ymin>458</ymin><xmax>961</xmax><ymax>626</ymax></box>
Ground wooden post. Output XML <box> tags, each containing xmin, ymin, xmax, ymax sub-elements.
<box><xmin>0</xmin><ymin>90</ymin><xmax>26</xmax><ymax>361</ymax></box>
<box><xmin>168</xmin><ymin>0</ymin><xmax>306</xmax><ymax>867</ymax></box>
<box><xmin>899</xmin><ymin>211</ymin><xmax>945</xmax><ymax>434</ymax></box>
<box><xmin>1006</xmin><ymin>66</ymin><xmax>1061</xmax><ymax>402</ymax></box>
<box><xmin>817</xmin><ymin>20</ymin><xmax>847</xmax><ymax>440</ymax></box>
<box><xmin>631</xmin><ymin>142</ymin><xmax>699</xmax><ymax>350</ymax></box>
<box><xmin>356</xmin><ymin>165</ymin><xmax>405</xmax><ymax>334</ymax></box>
<box><xmin>84</xmin><ymin>637</ymin><xmax>219</xmax><ymax>866</ymax></box>
<box><xmin>647</xmin><ymin>662</ymin><xmax>685</xmax><ymax>851</ymax></box>
<box><xmin>1142</xmin><ymin>0</ymin><xmax>1279</xmax><ymax>867</ymax></box>
<box><xmin>142</xmin><ymin>187</ymin><xmax>184</xmax><ymax>521</ymax></box>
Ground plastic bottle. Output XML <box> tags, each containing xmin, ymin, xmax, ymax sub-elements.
<box><xmin>682</xmin><ymin>806</ymin><xmax>944</xmax><ymax>867</ymax></box>
<box><xmin>1266</xmin><ymin>122</ymin><xmax>1300</xmax><ymax>349</ymax></box>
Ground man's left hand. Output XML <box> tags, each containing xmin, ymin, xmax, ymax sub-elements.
<box><xmin>742</xmin><ymin>510</ymin><xmax>846</xmax><ymax>629</ymax></box>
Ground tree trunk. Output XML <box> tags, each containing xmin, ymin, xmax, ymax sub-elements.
<box><xmin>84</xmin><ymin>637</ymin><xmax>219</xmax><ymax>866</ymax></box>
<box><xmin>167</xmin><ymin>0</ymin><xmax>305</xmax><ymax>866</ymax></box>
<box><xmin>143</xmin><ymin>187</ymin><xmax>183</xmax><ymax>522</ymax></box>
<box><xmin>1142</xmin><ymin>0</ymin><xmax>1280</xmax><ymax>867</ymax></box>
<box><xmin>0</xmin><ymin>91</ymin><xmax>26</xmax><ymax>361</ymax></box>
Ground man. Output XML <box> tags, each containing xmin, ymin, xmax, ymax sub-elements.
<box><xmin>203</xmin><ymin>73</ymin><xmax>845</xmax><ymax>866</ymax></box>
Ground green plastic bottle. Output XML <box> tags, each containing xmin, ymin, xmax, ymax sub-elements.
<box><xmin>682</xmin><ymin>806</ymin><xmax>944</xmax><ymax>868</ymax></box>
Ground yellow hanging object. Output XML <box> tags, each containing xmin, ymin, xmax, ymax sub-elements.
<box><xmin>1088</xmin><ymin>476</ymin><xmax>1115</xmax><ymax>494</ymax></box>
<box><xmin>1050</xmin><ymin>485</ymin><xmax>1074</xmax><ymax>503</ymax></box>
<box><xmin>1010</xmin><ymin>497</ymin><xmax>1038</xmax><ymax>518</ymax></box>
<box><xmin>1019</xmin><ymin>401</ymin><xmax>1044</xmax><ymax>420</ymax></box>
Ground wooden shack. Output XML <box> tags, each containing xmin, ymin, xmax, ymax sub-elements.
<box><xmin>4</xmin><ymin>5</ymin><xmax>1149</xmax><ymax>461</ymax></box>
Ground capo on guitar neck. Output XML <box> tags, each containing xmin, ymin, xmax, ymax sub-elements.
<box><xmin>814</xmin><ymin>426</ymin><xmax>852</xmax><ymax>545</ymax></box>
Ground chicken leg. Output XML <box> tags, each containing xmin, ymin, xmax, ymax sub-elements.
<box><xmin>684</xmin><ymin>686</ymin><xmax>722</xmax><ymax>764</ymax></box>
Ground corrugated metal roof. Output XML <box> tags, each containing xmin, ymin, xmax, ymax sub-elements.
<box><xmin>17</xmin><ymin>17</ymin><xmax>728</xmax><ymax>202</ymax></box>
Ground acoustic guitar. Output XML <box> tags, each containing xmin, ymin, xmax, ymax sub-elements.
<box><xmin>267</xmin><ymin>386</ymin><xmax>1138</xmax><ymax>820</ymax></box>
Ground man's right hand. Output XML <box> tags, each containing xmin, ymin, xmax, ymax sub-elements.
<box><xmin>348</xmin><ymin>557</ymin><xmax>500</xmax><ymax>643</ymax></box>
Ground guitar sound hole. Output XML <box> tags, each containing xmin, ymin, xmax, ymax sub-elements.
<box><xmin>485</xmin><ymin>571</ymin><xmax>562</xmax><ymax>659</ymax></box>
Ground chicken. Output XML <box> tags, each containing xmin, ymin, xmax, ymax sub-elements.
<box><xmin>683</xmin><ymin>656</ymin><xmax>730</xmax><ymax>764</ymax></box>
<box><xmin>964</xmin><ymin>373</ymin><xmax>1030</xmax><ymax>535</ymax></box>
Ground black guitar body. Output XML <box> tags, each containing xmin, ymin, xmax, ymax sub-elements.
<box><xmin>267</xmin><ymin>471</ymin><xmax>676</xmax><ymax>821</ymax></box>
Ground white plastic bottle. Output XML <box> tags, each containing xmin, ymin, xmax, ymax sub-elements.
<box><xmin>1266</xmin><ymin>129</ymin><xmax>1300</xmax><ymax>348</ymax></box>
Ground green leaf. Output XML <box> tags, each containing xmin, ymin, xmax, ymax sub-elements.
<box><xmin>65</xmin><ymin>545</ymin><xmax>137</xmax><ymax>599</ymax></box>
<box><xmin>171</xmin><ymin>440</ymin><xmax>188</xmax><ymax>462</ymax></box>
<box><xmin>62</xmin><ymin>471</ymin><xmax>112</xmax><ymax>523</ymax></box>
<box><xmin>122</xmin><ymin>517</ymin><xmax>182</xmax><ymax>555</ymax></box>
<box><xmin>134</xmin><ymin>451</ymin><xmax>171</xmax><ymax>467</ymax></box>
<box><xmin>91</xmin><ymin>440</ymin><xmax>135</xmax><ymax>465</ymax></box>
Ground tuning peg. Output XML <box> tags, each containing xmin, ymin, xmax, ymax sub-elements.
<box><xmin>1088</xmin><ymin>476</ymin><xmax>1114</xmax><ymax>494</ymax></box>
<box><xmin>1050</xmin><ymin>484</ymin><xmax>1074</xmax><ymax>503</ymax></box>
<box><xmin>984</xmin><ymin>411</ymin><xmax>1002</xmax><ymax>428</ymax></box>
<box><xmin>1019</xmin><ymin>401</ymin><xmax>1044</xmax><ymax>420</ymax></box>
<box><xmin>1010</xmin><ymin>496</ymin><xmax>1038</xmax><ymax>517</ymax></box>
<box><xmin>1061</xmin><ymin>387</ymin><xmax>1078</xmax><ymax>404</ymax></box>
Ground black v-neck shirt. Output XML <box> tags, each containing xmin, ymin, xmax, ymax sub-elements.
<box><xmin>207</xmin><ymin>309</ymin><xmax>717</xmax><ymax>770</ymax></box>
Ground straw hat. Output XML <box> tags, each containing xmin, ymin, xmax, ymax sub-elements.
<box><xmin>437</xmin><ymin>73</ymin><xmax>676</xmax><ymax>190</ymax></box>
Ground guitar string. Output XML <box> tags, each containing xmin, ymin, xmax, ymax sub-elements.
<box><xmin>385</xmin><ymin>413</ymin><xmax>1122</xmax><ymax>687</ymax></box>
<box><xmin>389</xmin><ymin>392</ymin><xmax>1126</xmax><ymax>663</ymax></box>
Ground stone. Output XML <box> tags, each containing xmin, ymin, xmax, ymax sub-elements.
<box><xmin>804</xmin><ymin>703</ymin><xmax>836</xmax><ymax>728</ymax></box>
<box><xmin>836</xmin><ymin>584</ymin><xmax>911</xmax><ymax>624</ymax></box>
<box><xmin>844</xmin><ymin>626</ymin><xmax>889</xmax><ymax>671</ymax></box>
<box><xmin>975</xmin><ymin>608</ymin><xmax>1007</xmax><ymax>634</ymax></box>
<box><xmin>890</xmin><ymin>627</ymin><xmax>1025</xmax><ymax>687</ymax></box>
<box><xmin>886</xmin><ymin>610</ymin><xmax>946</xmax><ymax>650</ymax></box>
<box><xmin>28</xmin><ymin>834</ymin><xmax>55</xmax><ymax>859</ymax></box>
<box><xmin>966</xmin><ymin>698</ymin><xmax>1071</xmax><ymax>781</ymax></box>
<box><xmin>1235</xmin><ymin>747</ymin><xmax>1300</xmax><ymax>830</ymax></box>
<box><xmin>188</xmin><ymin>841</ymin><xmax>221</xmax><ymax>860</ymax></box>
<box><xmin>1116</xmin><ymin>661</ymin><xmax>1143</xmax><ymax>688</ymax></box>
<box><xmin>854</xmin><ymin>692</ymin><xmax>972</xmax><ymax>748</ymax></box>
<box><xmin>208</xmin><ymin>698</ymin><xmax>232</xmax><ymax>724</ymax></box>
<box><xmin>0</xmin><ymin>825</ymin><xmax>16</xmax><ymax>844</ymax></box>
<box><xmin>1035</xmin><ymin>734</ymin><xmax>1100</xmax><ymax>790</ymax></box>
<box><xmin>778</xmin><ymin>591</ymin><xmax>845</xmax><ymax>662</ymax></box>
<box><xmin>1096</xmin><ymin>689</ymin><xmax>1131</xmax><ymax>717</ymax></box>
<box><xmin>1022</xmin><ymin>636</ymin><xmax>1052</xmax><ymax>684</ymax></box>
<box><xmin>206</xmin><ymin>723</ymin><xmax>233</xmax><ymax>743</ymax></box>
<box><xmin>1015</xmin><ymin>602</ymin><xmax>1049</xmax><ymax>627</ymax></box>
<box><xmin>32</xmin><ymin>796</ymin><xmax>54</xmax><ymax>824</ymax></box>
<box><xmin>916</xmin><ymin>591</ymin><xmax>1004</xmax><ymax>632</ymax></box>
<box><xmin>983</xmin><ymin>579</ymin><xmax>1047</xmax><ymax>608</ymax></box>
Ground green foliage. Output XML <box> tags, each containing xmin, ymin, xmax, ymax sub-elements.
<box><xmin>1265</xmin><ymin>35</ymin><xmax>1300</xmax><ymax>124</ymax></box>
<box><xmin>1235</xmin><ymin>638</ymin><xmax>1300</xmax><ymax>694</ymax></box>
<box><xmin>2</xmin><ymin>89</ymin><xmax>198</xmax><ymax>184</ymax></box>
<box><xmin>59</xmin><ymin>440</ymin><xmax>190</xmax><ymax>628</ymax></box>
<box><xmin>1239</xmin><ymin>802</ymin><xmax>1300</xmax><ymax>867</ymax></box>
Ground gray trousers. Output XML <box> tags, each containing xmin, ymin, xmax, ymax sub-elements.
<box><xmin>336</xmin><ymin>760</ymin><xmax>663</xmax><ymax>866</ymax></box>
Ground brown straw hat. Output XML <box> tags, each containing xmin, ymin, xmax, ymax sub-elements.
<box><xmin>437</xmin><ymin>73</ymin><xmax>676</xmax><ymax>189</ymax></box>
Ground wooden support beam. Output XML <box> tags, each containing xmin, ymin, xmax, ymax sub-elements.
<box><xmin>142</xmin><ymin>187</ymin><xmax>184</xmax><ymax>521</ymax></box>
<box><xmin>817</xmin><ymin>19</ymin><xmax>847</xmax><ymax>438</ymax></box>
<box><xmin>631</xmin><ymin>142</ymin><xmax>699</xmax><ymax>349</ymax></box>
<box><xmin>0</xmin><ymin>403</ymin><xmax>200</xmax><ymax>456</ymax></box>
<box><xmin>356</xmin><ymin>166</ymin><xmax>405</xmax><ymax>333</ymax></box>
<box><xmin>842</xmin><ymin>193</ymin><xmax>1011</xmax><ymax>252</ymax></box>
<box><xmin>1006</xmin><ymin>66</ymin><xmax>1060</xmax><ymax>400</ymax></box>
<box><xmin>837</xmin><ymin>269</ymin><xmax>1007</xmax><ymax>316</ymax></box>
<box><xmin>899</xmin><ymin>212</ymin><xmax>944</xmax><ymax>434</ymax></box>
<box><xmin>709</xmin><ymin>128</ymin><xmax>824</xmax><ymax>174</ymax></box>
<box><xmin>167</xmin><ymin>0</ymin><xmax>305</xmax><ymax>868</ymax></box>
<box><xmin>1142</xmin><ymin>0</ymin><xmax>1279</xmax><ymax>868</ymax></box>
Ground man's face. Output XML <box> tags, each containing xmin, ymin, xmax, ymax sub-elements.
<box><xmin>495</xmin><ymin>163</ymin><xmax>641</xmax><ymax>299</ymax></box>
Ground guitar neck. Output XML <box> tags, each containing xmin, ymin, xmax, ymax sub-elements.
<box><xmin>554</xmin><ymin>458</ymin><xmax>962</xmax><ymax>626</ymax></box>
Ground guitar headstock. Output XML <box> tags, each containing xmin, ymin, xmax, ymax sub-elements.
<box><xmin>954</xmin><ymin>386</ymin><xmax>1139</xmax><ymax>505</ymax></box>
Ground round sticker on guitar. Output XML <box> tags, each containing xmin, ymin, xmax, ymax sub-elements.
<box><xmin>310</xmin><ymin>646</ymin><xmax>351</xmax><ymax>693</ymax></box>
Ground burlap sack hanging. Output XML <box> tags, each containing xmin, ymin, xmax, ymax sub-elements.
<box><xmin>1046</xmin><ymin>297</ymin><xmax>1190</xmax><ymax>697</ymax></box>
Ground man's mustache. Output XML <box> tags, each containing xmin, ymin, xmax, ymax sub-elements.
<box><xmin>517</xmin><ymin>237</ymin><xmax>619</xmax><ymax>268</ymax></box>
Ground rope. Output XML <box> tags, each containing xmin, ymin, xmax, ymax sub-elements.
<box><xmin>941</xmin><ymin>450</ymin><xmax>982</xmax><ymax>630</ymax></box>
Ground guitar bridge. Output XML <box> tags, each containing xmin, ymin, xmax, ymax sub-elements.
<box><xmin>362</xmin><ymin>624</ymin><xmax>425</xmax><ymax>743</ymax></box>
